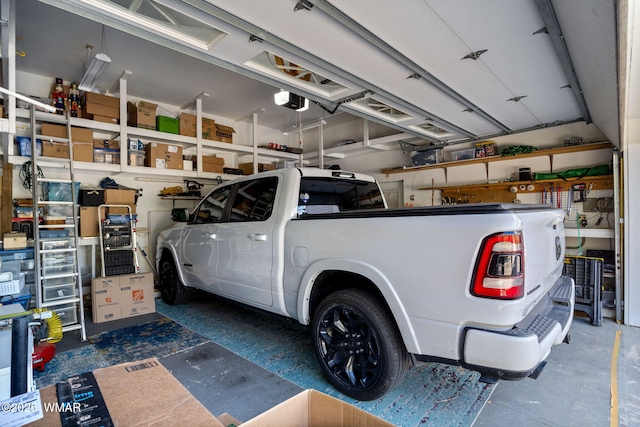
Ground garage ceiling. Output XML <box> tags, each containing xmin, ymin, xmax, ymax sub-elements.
<box><xmin>14</xmin><ymin>0</ymin><xmax>620</xmax><ymax>149</ymax></box>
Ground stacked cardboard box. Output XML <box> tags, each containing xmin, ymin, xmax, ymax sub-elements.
<box><xmin>127</xmin><ymin>101</ymin><xmax>157</xmax><ymax>130</ymax></box>
<box><xmin>214</xmin><ymin>124</ymin><xmax>234</xmax><ymax>143</ymax></box>
<box><xmin>40</xmin><ymin>123</ymin><xmax>93</xmax><ymax>161</ymax></box>
<box><xmin>179</xmin><ymin>112</ymin><xmax>216</xmax><ymax>140</ymax></box>
<box><xmin>84</xmin><ymin>92</ymin><xmax>120</xmax><ymax>123</ymax></box>
<box><xmin>144</xmin><ymin>142</ymin><xmax>183</xmax><ymax>170</ymax></box>
<box><xmin>238</xmin><ymin>162</ymin><xmax>275</xmax><ymax>175</ymax></box>
<box><xmin>201</xmin><ymin>155</ymin><xmax>225</xmax><ymax>173</ymax></box>
<box><xmin>91</xmin><ymin>273</ymin><xmax>155</xmax><ymax>323</ymax></box>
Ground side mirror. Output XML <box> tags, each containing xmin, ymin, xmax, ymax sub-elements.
<box><xmin>171</xmin><ymin>208</ymin><xmax>190</xmax><ymax>222</ymax></box>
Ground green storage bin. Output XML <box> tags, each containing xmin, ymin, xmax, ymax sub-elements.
<box><xmin>156</xmin><ymin>116</ymin><xmax>179</xmax><ymax>134</ymax></box>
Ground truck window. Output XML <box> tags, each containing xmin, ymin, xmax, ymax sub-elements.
<box><xmin>193</xmin><ymin>186</ymin><xmax>232</xmax><ymax>224</ymax></box>
<box><xmin>298</xmin><ymin>177</ymin><xmax>384</xmax><ymax>215</ymax></box>
<box><xmin>229</xmin><ymin>177</ymin><xmax>278</xmax><ymax>222</ymax></box>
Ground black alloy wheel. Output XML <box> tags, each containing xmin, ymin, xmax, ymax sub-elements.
<box><xmin>312</xmin><ymin>289</ymin><xmax>409</xmax><ymax>400</ymax></box>
<box><xmin>159</xmin><ymin>255</ymin><xmax>191</xmax><ymax>305</ymax></box>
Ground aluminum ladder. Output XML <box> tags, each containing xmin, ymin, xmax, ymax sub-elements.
<box><xmin>29</xmin><ymin>105</ymin><xmax>87</xmax><ymax>341</ymax></box>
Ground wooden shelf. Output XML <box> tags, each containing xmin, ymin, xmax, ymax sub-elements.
<box><xmin>381</xmin><ymin>141</ymin><xmax>613</xmax><ymax>176</ymax></box>
<box><xmin>424</xmin><ymin>175</ymin><xmax>614</xmax><ymax>203</ymax></box>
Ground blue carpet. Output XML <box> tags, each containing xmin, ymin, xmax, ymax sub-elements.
<box><xmin>157</xmin><ymin>295</ymin><xmax>495</xmax><ymax>427</ymax></box>
<box><xmin>34</xmin><ymin>345</ymin><xmax>110</xmax><ymax>388</ymax></box>
<box><xmin>33</xmin><ymin>317</ymin><xmax>210</xmax><ymax>389</ymax></box>
<box><xmin>88</xmin><ymin>317</ymin><xmax>210</xmax><ymax>365</ymax></box>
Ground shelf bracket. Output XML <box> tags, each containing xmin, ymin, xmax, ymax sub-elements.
<box><xmin>107</xmin><ymin>70</ymin><xmax>132</xmax><ymax>95</ymax></box>
<box><xmin>180</xmin><ymin>92</ymin><xmax>210</xmax><ymax>110</ymax></box>
<box><xmin>235</xmin><ymin>108</ymin><xmax>266</xmax><ymax>122</ymax></box>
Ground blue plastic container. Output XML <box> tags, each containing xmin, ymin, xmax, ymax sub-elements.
<box><xmin>16</xmin><ymin>136</ymin><xmax>43</xmax><ymax>157</ymax></box>
<box><xmin>47</xmin><ymin>182</ymin><xmax>80</xmax><ymax>202</ymax></box>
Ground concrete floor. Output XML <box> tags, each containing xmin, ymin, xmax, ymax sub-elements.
<box><xmin>55</xmin><ymin>309</ymin><xmax>639</xmax><ymax>426</ymax></box>
<box><xmin>475</xmin><ymin>316</ymin><xmax>640</xmax><ymax>426</ymax></box>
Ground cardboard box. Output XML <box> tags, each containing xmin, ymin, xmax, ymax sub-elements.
<box><xmin>214</xmin><ymin>124</ymin><xmax>234</xmax><ymax>143</ymax></box>
<box><xmin>87</xmin><ymin>114</ymin><xmax>119</xmax><ymax>124</ymax></box>
<box><xmin>104</xmin><ymin>189</ymin><xmax>136</xmax><ymax>205</ymax></box>
<box><xmin>202</xmin><ymin>155</ymin><xmax>225</xmax><ymax>173</ymax></box>
<box><xmin>42</xmin><ymin>140</ymin><xmax>94</xmax><ymax>161</ymax></box>
<box><xmin>91</xmin><ymin>276</ymin><xmax>122</xmax><ymax>323</ymax></box>
<box><xmin>127</xmin><ymin>101</ymin><xmax>157</xmax><ymax>130</ymax></box>
<box><xmin>73</xmin><ymin>141</ymin><xmax>94</xmax><ymax>162</ymax></box>
<box><xmin>179</xmin><ymin>112</ymin><xmax>197</xmax><ymax>137</ymax></box>
<box><xmin>118</xmin><ymin>273</ymin><xmax>155</xmax><ymax>318</ymax></box>
<box><xmin>93</xmin><ymin>138</ymin><xmax>119</xmax><ymax>149</ymax></box>
<box><xmin>238</xmin><ymin>162</ymin><xmax>276</xmax><ymax>175</ymax></box>
<box><xmin>31</xmin><ymin>358</ymin><xmax>224</xmax><ymax>427</ymax></box>
<box><xmin>84</xmin><ymin>102</ymin><xmax>119</xmax><ymax>119</ymax></box>
<box><xmin>91</xmin><ymin>273</ymin><xmax>154</xmax><ymax>323</ymax></box>
<box><xmin>41</xmin><ymin>123</ymin><xmax>93</xmax><ymax>143</ymax></box>
<box><xmin>242</xmin><ymin>389</ymin><xmax>394</xmax><ymax>427</ymax></box>
<box><xmin>144</xmin><ymin>142</ymin><xmax>183</xmax><ymax>170</ymax></box>
<box><xmin>3</xmin><ymin>232</ymin><xmax>27</xmax><ymax>250</ymax></box>
<box><xmin>85</xmin><ymin>92</ymin><xmax>120</xmax><ymax>108</ymax></box>
<box><xmin>157</xmin><ymin>116</ymin><xmax>179</xmax><ymax>134</ymax></box>
<box><xmin>79</xmin><ymin>206</ymin><xmax>105</xmax><ymax>237</ymax></box>
<box><xmin>179</xmin><ymin>113</ymin><xmax>217</xmax><ymax>140</ymax></box>
<box><xmin>202</xmin><ymin>117</ymin><xmax>215</xmax><ymax>140</ymax></box>
<box><xmin>107</xmin><ymin>204</ymin><xmax>136</xmax><ymax>215</ymax></box>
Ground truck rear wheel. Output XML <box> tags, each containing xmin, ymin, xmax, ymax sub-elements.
<box><xmin>311</xmin><ymin>289</ymin><xmax>409</xmax><ymax>400</ymax></box>
<box><xmin>159</xmin><ymin>255</ymin><xmax>191</xmax><ymax>305</ymax></box>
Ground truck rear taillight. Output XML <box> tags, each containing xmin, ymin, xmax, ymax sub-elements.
<box><xmin>472</xmin><ymin>232</ymin><xmax>524</xmax><ymax>299</ymax></box>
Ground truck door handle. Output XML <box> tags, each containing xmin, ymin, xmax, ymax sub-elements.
<box><xmin>249</xmin><ymin>234</ymin><xmax>267</xmax><ymax>241</ymax></box>
<box><xmin>205</xmin><ymin>233</ymin><xmax>217</xmax><ymax>240</ymax></box>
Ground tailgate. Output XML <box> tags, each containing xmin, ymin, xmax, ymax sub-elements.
<box><xmin>517</xmin><ymin>207</ymin><xmax>566</xmax><ymax>304</ymax></box>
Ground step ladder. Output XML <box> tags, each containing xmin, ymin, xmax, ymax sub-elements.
<box><xmin>29</xmin><ymin>106</ymin><xmax>87</xmax><ymax>341</ymax></box>
<box><xmin>98</xmin><ymin>204</ymin><xmax>140</xmax><ymax>277</ymax></box>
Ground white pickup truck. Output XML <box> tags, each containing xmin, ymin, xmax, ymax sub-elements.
<box><xmin>156</xmin><ymin>167</ymin><xmax>574</xmax><ymax>400</ymax></box>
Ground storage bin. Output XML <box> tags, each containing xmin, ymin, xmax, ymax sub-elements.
<box><xmin>0</xmin><ymin>249</ymin><xmax>34</xmax><ymax>262</ymax></box>
<box><xmin>16</xmin><ymin>136</ymin><xmax>43</xmax><ymax>157</ymax></box>
<box><xmin>51</xmin><ymin>302</ymin><xmax>78</xmax><ymax>326</ymax></box>
<box><xmin>43</xmin><ymin>275</ymin><xmax>76</xmax><ymax>288</ymax></box>
<box><xmin>0</xmin><ymin>272</ymin><xmax>25</xmax><ymax>295</ymax></box>
<box><xmin>41</xmin><ymin>240</ymin><xmax>74</xmax><ymax>251</ymax></box>
<box><xmin>411</xmin><ymin>148</ymin><xmax>443</xmax><ymax>166</ymax></box>
<box><xmin>42</xmin><ymin>255</ymin><xmax>75</xmax><ymax>267</ymax></box>
<box><xmin>46</xmin><ymin>204</ymin><xmax>75</xmax><ymax>218</ymax></box>
<box><xmin>128</xmin><ymin>149</ymin><xmax>146</xmax><ymax>166</ymax></box>
<box><xmin>451</xmin><ymin>148</ymin><xmax>476</xmax><ymax>161</ymax></box>
<box><xmin>79</xmin><ymin>189</ymin><xmax>105</xmax><ymax>206</ymax></box>
<box><xmin>42</xmin><ymin>265</ymin><xmax>76</xmax><ymax>277</ymax></box>
<box><xmin>47</xmin><ymin>182</ymin><xmax>80</xmax><ymax>202</ymax></box>
<box><xmin>39</xmin><ymin>229</ymin><xmax>70</xmax><ymax>239</ymax></box>
<box><xmin>156</xmin><ymin>116</ymin><xmax>179</xmax><ymax>134</ymax></box>
<box><xmin>1</xmin><ymin>260</ymin><xmax>22</xmax><ymax>279</ymax></box>
<box><xmin>0</xmin><ymin>286</ymin><xmax>31</xmax><ymax>309</ymax></box>
<box><xmin>43</xmin><ymin>284</ymin><xmax>77</xmax><ymax>302</ymax></box>
<box><xmin>14</xmin><ymin>207</ymin><xmax>42</xmax><ymax>219</ymax></box>
<box><xmin>94</xmin><ymin>148</ymin><xmax>120</xmax><ymax>164</ymax></box>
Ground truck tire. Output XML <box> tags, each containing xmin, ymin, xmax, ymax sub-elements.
<box><xmin>311</xmin><ymin>289</ymin><xmax>409</xmax><ymax>400</ymax></box>
<box><xmin>159</xmin><ymin>255</ymin><xmax>191</xmax><ymax>305</ymax></box>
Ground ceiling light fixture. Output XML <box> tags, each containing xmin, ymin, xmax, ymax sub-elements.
<box><xmin>78</xmin><ymin>45</ymin><xmax>111</xmax><ymax>92</ymax></box>
<box><xmin>79</xmin><ymin>25</ymin><xmax>111</xmax><ymax>92</ymax></box>
<box><xmin>274</xmin><ymin>90</ymin><xmax>309</xmax><ymax>112</ymax></box>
